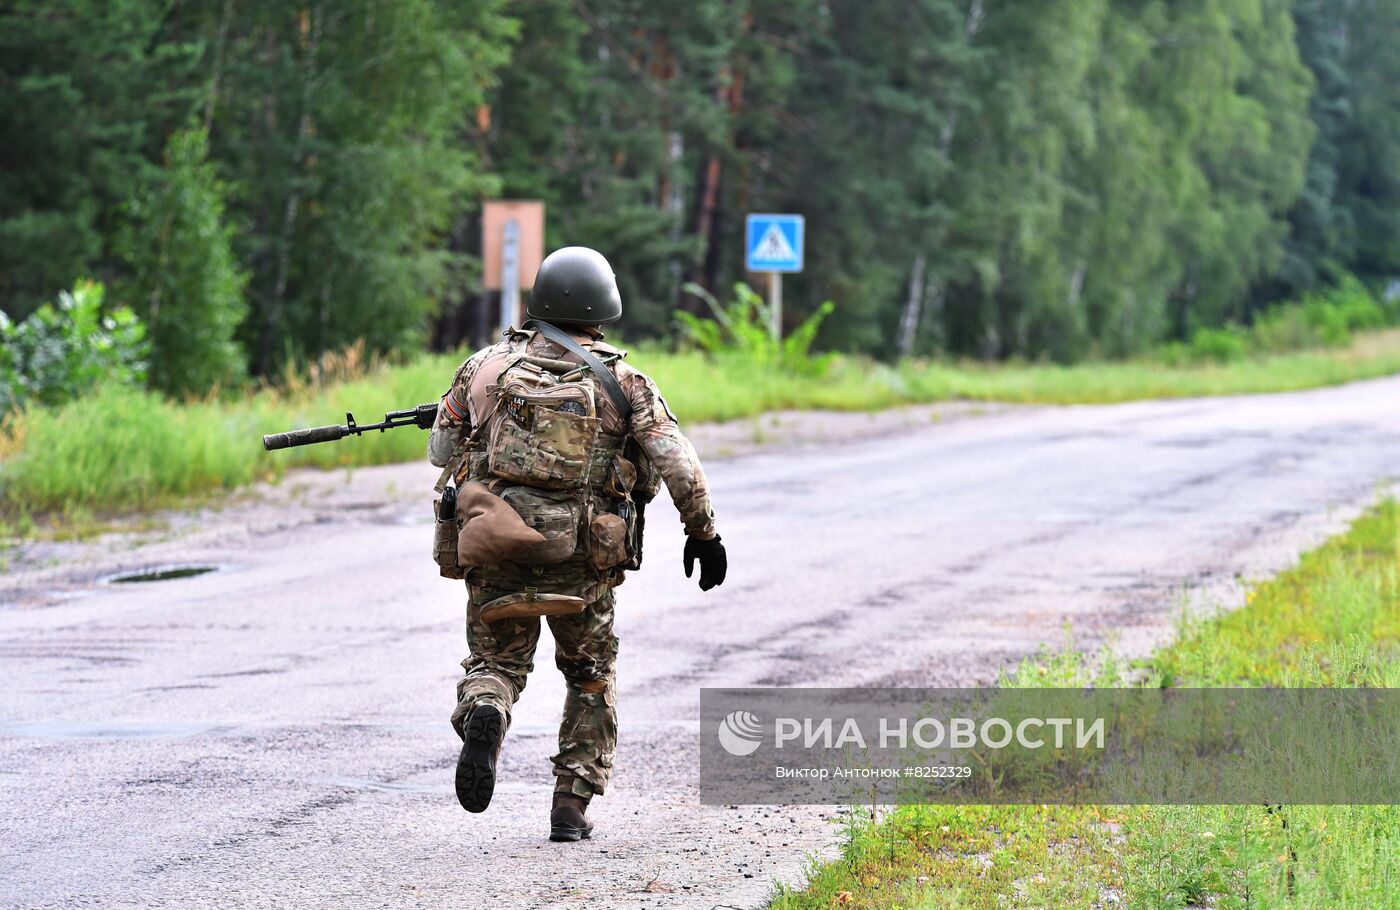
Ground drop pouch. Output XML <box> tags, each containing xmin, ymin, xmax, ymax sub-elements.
<box><xmin>456</xmin><ymin>480</ymin><xmax>548</xmax><ymax>568</ymax></box>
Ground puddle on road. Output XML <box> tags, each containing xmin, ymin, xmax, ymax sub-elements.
<box><xmin>108</xmin><ymin>565</ymin><xmax>217</xmax><ymax>584</ymax></box>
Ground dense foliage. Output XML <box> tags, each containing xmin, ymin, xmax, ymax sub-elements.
<box><xmin>2</xmin><ymin>0</ymin><xmax>1399</xmax><ymax>389</ymax></box>
<box><xmin>0</xmin><ymin>281</ymin><xmax>147</xmax><ymax>413</ymax></box>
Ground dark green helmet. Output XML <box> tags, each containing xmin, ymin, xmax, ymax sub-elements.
<box><xmin>527</xmin><ymin>246</ymin><xmax>622</xmax><ymax>325</ymax></box>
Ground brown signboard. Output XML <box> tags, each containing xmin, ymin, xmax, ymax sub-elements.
<box><xmin>482</xmin><ymin>200</ymin><xmax>546</xmax><ymax>290</ymax></box>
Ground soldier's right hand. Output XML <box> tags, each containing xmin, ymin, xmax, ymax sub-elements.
<box><xmin>683</xmin><ymin>534</ymin><xmax>726</xmax><ymax>591</ymax></box>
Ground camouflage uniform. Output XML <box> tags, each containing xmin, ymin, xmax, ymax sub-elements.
<box><xmin>430</xmin><ymin>326</ymin><xmax>715</xmax><ymax>799</ymax></box>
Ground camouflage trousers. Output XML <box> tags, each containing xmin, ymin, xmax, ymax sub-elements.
<box><xmin>451</xmin><ymin>585</ymin><xmax>618</xmax><ymax>799</ymax></box>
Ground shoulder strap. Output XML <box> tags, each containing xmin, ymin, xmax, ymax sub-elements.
<box><xmin>523</xmin><ymin>319</ymin><xmax>633</xmax><ymax>423</ymax></box>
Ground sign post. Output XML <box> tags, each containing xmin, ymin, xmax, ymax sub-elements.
<box><xmin>483</xmin><ymin>200</ymin><xmax>545</xmax><ymax>336</ymax></box>
<box><xmin>500</xmin><ymin>219</ymin><xmax>520</xmax><ymax>338</ymax></box>
<box><xmin>744</xmin><ymin>213</ymin><xmax>805</xmax><ymax>340</ymax></box>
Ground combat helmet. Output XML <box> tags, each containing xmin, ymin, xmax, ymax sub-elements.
<box><xmin>527</xmin><ymin>246</ymin><xmax>622</xmax><ymax>325</ymax></box>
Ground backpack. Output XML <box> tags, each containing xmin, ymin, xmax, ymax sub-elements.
<box><xmin>486</xmin><ymin>352</ymin><xmax>602</xmax><ymax>490</ymax></box>
<box><xmin>436</xmin><ymin>326</ymin><xmax>657</xmax><ymax>587</ymax></box>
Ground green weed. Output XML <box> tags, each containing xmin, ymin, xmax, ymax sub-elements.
<box><xmin>778</xmin><ymin>501</ymin><xmax>1400</xmax><ymax>908</ymax></box>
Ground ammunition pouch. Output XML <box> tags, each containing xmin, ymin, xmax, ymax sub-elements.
<box><xmin>433</xmin><ymin>489</ymin><xmax>465</xmax><ymax>580</ymax></box>
<box><xmin>587</xmin><ymin>511</ymin><xmax>628</xmax><ymax>571</ymax></box>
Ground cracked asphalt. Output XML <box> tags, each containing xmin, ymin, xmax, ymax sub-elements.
<box><xmin>2</xmin><ymin>377</ymin><xmax>1398</xmax><ymax>908</ymax></box>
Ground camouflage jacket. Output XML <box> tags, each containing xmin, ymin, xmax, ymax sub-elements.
<box><xmin>428</xmin><ymin>326</ymin><xmax>717</xmax><ymax>539</ymax></box>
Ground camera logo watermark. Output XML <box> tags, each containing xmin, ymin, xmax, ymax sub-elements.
<box><xmin>716</xmin><ymin>710</ymin><xmax>764</xmax><ymax>756</ymax></box>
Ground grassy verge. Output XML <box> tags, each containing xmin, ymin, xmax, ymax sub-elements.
<box><xmin>642</xmin><ymin>328</ymin><xmax>1400</xmax><ymax>417</ymax></box>
<box><xmin>775</xmin><ymin>500</ymin><xmax>1400</xmax><ymax>909</ymax></box>
<box><xmin>5</xmin><ymin>330</ymin><xmax>1400</xmax><ymax>529</ymax></box>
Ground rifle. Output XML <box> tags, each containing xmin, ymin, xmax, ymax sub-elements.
<box><xmin>262</xmin><ymin>403</ymin><xmax>438</xmax><ymax>451</ymax></box>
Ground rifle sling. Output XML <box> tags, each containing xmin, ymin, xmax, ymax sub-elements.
<box><xmin>523</xmin><ymin>319</ymin><xmax>633</xmax><ymax>423</ymax></box>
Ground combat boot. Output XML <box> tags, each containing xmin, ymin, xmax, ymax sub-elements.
<box><xmin>455</xmin><ymin>704</ymin><xmax>504</xmax><ymax>813</ymax></box>
<box><xmin>549</xmin><ymin>792</ymin><xmax>594</xmax><ymax>841</ymax></box>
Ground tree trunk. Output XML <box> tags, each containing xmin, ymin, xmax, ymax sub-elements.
<box><xmin>897</xmin><ymin>252</ymin><xmax>927</xmax><ymax>358</ymax></box>
<box><xmin>261</xmin><ymin>5</ymin><xmax>318</xmax><ymax>372</ymax></box>
<box><xmin>203</xmin><ymin>0</ymin><xmax>237</xmax><ymax>133</ymax></box>
<box><xmin>902</xmin><ymin>0</ymin><xmax>983</xmax><ymax>354</ymax></box>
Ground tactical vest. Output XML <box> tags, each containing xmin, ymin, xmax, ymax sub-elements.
<box><xmin>436</xmin><ymin>329</ymin><xmax>653</xmax><ymax>614</ymax></box>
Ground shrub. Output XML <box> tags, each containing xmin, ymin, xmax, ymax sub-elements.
<box><xmin>1328</xmin><ymin>277</ymin><xmax>1387</xmax><ymax>331</ymax></box>
<box><xmin>1299</xmin><ymin>297</ymin><xmax>1351</xmax><ymax>346</ymax></box>
<box><xmin>0</xmin><ymin>280</ymin><xmax>147</xmax><ymax>414</ymax></box>
<box><xmin>1249</xmin><ymin>277</ymin><xmax>1383</xmax><ymax>355</ymax></box>
<box><xmin>1184</xmin><ymin>325</ymin><xmax>1248</xmax><ymax>364</ymax></box>
<box><xmin>676</xmin><ymin>281</ymin><xmax>836</xmax><ymax>377</ymax></box>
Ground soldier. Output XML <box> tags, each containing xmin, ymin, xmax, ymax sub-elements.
<box><xmin>427</xmin><ymin>246</ymin><xmax>727</xmax><ymax>841</ymax></box>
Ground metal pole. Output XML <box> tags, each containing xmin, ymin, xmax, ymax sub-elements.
<box><xmin>499</xmin><ymin>218</ymin><xmax>520</xmax><ymax>335</ymax></box>
<box><xmin>770</xmin><ymin>271</ymin><xmax>783</xmax><ymax>341</ymax></box>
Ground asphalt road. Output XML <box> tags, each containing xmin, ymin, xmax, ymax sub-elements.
<box><xmin>3</xmin><ymin>377</ymin><xmax>1399</xmax><ymax>909</ymax></box>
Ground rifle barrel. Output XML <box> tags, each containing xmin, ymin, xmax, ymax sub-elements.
<box><xmin>261</xmin><ymin>402</ymin><xmax>437</xmax><ymax>451</ymax></box>
<box><xmin>262</xmin><ymin>423</ymin><xmax>347</xmax><ymax>451</ymax></box>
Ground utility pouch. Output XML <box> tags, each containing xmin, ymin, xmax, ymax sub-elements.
<box><xmin>487</xmin><ymin>373</ymin><xmax>600</xmax><ymax>490</ymax></box>
<box><xmin>433</xmin><ymin>486</ymin><xmax>465</xmax><ymax>580</ymax></box>
<box><xmin>587</xmin><ymin>511</ymin><xmax>629</xmax><ymax>571</ymax></box>
<box><xmin>496</xmin><ymin>485</ymin><xmax>584</xmax><ymax>564</ymax></box>
<box><xmin>478</xmin><ymin>590</ymin><xmax>587</xmax><ymax>624</ymax></box>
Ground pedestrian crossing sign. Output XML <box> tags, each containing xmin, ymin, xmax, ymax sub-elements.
<box><xmin>745</xmin><ymin>214</ymin><xmax>804</xmax><ymax>272</ymax></box>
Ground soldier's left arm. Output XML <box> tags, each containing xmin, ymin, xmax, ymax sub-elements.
<box><xmin>621</xmin><ymin>368</ymin><xmax>717</xmax><ymax>539</ymax></box>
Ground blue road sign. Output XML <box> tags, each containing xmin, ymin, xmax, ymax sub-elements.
<box><xmin>745</xmin><ymin>214</ymin><xmax>804</xmax><ymax>273</ymax></box>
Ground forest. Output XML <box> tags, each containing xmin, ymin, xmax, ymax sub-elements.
<box><xmin>3</xmin><ymin>0</ymin><xmax>1400</xmax><ymax>399</ymax></box>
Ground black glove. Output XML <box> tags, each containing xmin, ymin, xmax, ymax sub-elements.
<box><xmin>683</xmin><ymin>534</ymin><xmax>727</xmax><ymax>591</ymax></box>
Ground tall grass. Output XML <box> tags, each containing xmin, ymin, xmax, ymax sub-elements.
<box><xmin>6</xmin><ymin>330</ymin><xmax>1400</xmax><ymax>522</ymax></box>
<box><xmin>0</xmin><ymin>345</ymin><xmax>462</xmax><ymax>518</ymax></box>
<box><xmin>774</xmin><ymin>501</ymin><xmax>1400</xmax><ymax>910</ymax></box>
<box><xmin>639</xmin><ymin>328</ymin><xmax>1400</xmax><ymax>415</ymax></box>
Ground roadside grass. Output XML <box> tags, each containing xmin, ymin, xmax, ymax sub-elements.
<box><xmin>642</xmin><ymin>328</ymin><xmax>1400</xmax><ymax>417</ymax></box>
<box><xmin>0</xmin><ymin>346</ymin><xmax>462</xmax><ymax>525</ymax></box>
<box><xmin>5</xmin><ymin>330</ymin><xmax>1400</xmax><ymax>530</ymax></box>
<box><xmin>773</xmin><ymin>500</ymin><xmax>1400</xmax><ymax>910</ymax></box>
<box><xmin>781</xmin><ymin>804</ymin><xmax>1137</xmax><ymax>909</ymax></box>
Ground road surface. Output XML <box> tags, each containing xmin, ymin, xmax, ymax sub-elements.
<box><xmin>3</xmin><ymin>377</ymin><xmax>1399</xmax><ymax>908</ymax></box>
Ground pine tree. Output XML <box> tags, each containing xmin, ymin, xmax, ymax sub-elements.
<box><xmin>1278</xmin><ymin>0</ymin><xmax>1356</xmax><ymax>295</ymax></box>
<box><xmin>192</xmin><ymin>0</ymin><xmax>513</xmax><ymax>371</ymax></box>
<box><xmin>482</xmin><ymin>0</ymin><xmax>737</xmax><ymax>335</ymax></box>
<box><xmin>1337</xmin><ymin>0</ymin><xmax>1400</xmax><ymax>283</ymax></box>
<box><xmin>0</xmin><ymin>0</ymin><xmax>202</xmax><ymax>320</ymax></box>
<box><xmin>117</xmin><ymin>128</ymin><xmax>247</xmax><ymax>396</ymax></box>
